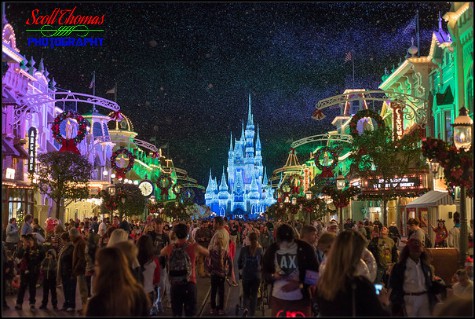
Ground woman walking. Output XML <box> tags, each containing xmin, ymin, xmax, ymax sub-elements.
<box><xmin>237</xmin><ymin>232</ymin><xmax>263</xmax><ymax>317</ymax></box>
<box><xmin>207</xmin><ymin>232</ymin><xmax>232</xmax><ymax>315</ymax></box>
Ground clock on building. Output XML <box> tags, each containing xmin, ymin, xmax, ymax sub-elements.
<box><xmin>138</xmin><ymin>180</ymin><xmax>154</xmax><ymax>197</ymax></box>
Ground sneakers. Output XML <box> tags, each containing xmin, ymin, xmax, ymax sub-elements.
<box><xmin>14</xmin><ymin>304</ymin><xmax>22</xmax><ymax>310</ymax></box>
<box><xmin>39</xmin><ymin>305</ymin><xmax>47</xmax><ymax>310</ymax></box>
<box><xmin>66</xmin><ymin>307</ymin><xmax>74</xmax><ymax>312</ymax></box>
<box><xmin>30</xmin><ymin>304</ymin><xmax>35</xmax><ymax>311</ymax></box>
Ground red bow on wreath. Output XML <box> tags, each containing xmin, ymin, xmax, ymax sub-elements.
<box><xmin>151</xmin><ymin>151</ymin><xmax>159</xmax><ymax>158</ymax></box>
<box><xmin>110</xmin><ymin>111</ymin><xmax>124</xmax><ymax>121</ymax></box>
<box><xmin>115</xmin><ymin>168</ymin><xmax>126</xmax><ymax>179</ymax></box>
<box><xmin>319</xmin><ymin>167</ymin><xmax>334</xmax><ymax>178</ymax></box>
<box><xmin>60</xmin><ymin>139</ymin><xmax>80</xmax><ymax>154</ymax></box>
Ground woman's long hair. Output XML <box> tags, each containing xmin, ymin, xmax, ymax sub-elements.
<box><xmin>248</xmin><ymin>232</ymin><xmax>259</xmax><ymax>256</ymax></box>
<box><xmin>137</xmin><ymin>235</ymin><xmax>154</xmax><ymax>268</ymax></box>
<box><xmin>317</xmin><ymin>230</ymin><xmax>368</xmax><ymax>301</ymax></box>
<box><xmin>89</xmin><ymin>247</ymin><xmax>148</xmax><ymax>316</ymax></box>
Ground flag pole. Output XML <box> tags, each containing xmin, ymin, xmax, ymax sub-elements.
<box><xmin>92</xmin><ymin>70</ymin><xmax>96</xmax><ymax>112</ymax></box>
<box><xmin>352</xmin><ymin>52</ymin><xmax>355</xmax><ymax>87</ymax></box>
<box><xmin>416</xmin><ymin>10</ymin><xmax>420</xmax><ymax>57</ymax></box>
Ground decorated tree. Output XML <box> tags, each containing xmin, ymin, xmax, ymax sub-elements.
<box><xmin>100</xmin><ymin>183</ymin><xmax>145</xmax><ymax>219</ymax></box>
<box><xmin>422</xmin><ymin>137</ymin><xmax>473</xmax><ymax>197</ymax></box>
<box><xmin>34</xmin><ymin>151</ymin><xmax>93</xmax><ymax>220</ymax></box>
<box><xmin>349</xmin><ymin>120</ymin><xmax>425</xmax><ymax>226</ymax></box>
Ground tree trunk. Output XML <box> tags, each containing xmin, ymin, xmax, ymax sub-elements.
<box><xmin>56</xmin><ymin>196</ymin><xmax>62</xmax><ymax>221</ymax></box>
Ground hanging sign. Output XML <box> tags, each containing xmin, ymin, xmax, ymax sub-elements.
<box><xmin>28</xmin><ymin>127</ymin><xmax>37</xmax><ymax>173</ymax></box>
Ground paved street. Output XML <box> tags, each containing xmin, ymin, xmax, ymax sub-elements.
<box><xmin>3</xmin><ymin>246</ymin><xmax>271</xmax><ymax>317</ymax></box>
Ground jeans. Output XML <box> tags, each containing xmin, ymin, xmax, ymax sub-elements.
<box><xmin>16</xmin><ymin>271</ymin><xmax>39</xmax><ymax>306</ymax></box>
<box><xmin>62</xmin><ymin>276</ymin><xmax>77</xmax><ymax>309</ymax></box>
<box><xmin>41</xmin><ymin>275</ymin><xmax>57</xmax><ymax>307</ymax></box>
<box><xmin>170</xmin><ymin>281</ymin><xmax>197</xmax><ymax>317</ymax></box>
<box><xmin>242</xmin><ymin>278</ymin><xmax>260</xmax><ymax>316</ymax></box>
<box><xmin>77</xmin><ymin>274</ymin><xmax>89</xmax><ymax>307</ymax></box>
<box><xmin>210</xmin><ymin>275</ymin><xmax>225</xmax><ymax>310</ymax></box>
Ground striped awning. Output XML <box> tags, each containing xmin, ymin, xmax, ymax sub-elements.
<box><xmin>406</xmin><ymin>190</ymin><xmax>454</xmax><ymax>208</ymax></box>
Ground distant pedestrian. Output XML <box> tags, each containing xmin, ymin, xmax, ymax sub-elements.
<box><xmin>237</xmin><ymin>232</ymin><xmax>263</xmax><ymax>317</ymax></box>
<box><xmin>39</xmin><ymin>249</ymin><xmax>58</xmax><ymax>310</ymax></box>
<box><xmin>5</xmin><ymin>218</ymin><xmax>20</xmax><ymax>252</ymax></box>
<box><xmin>160</xmin><ymin>223</ymin><xmax>209</xmax><ymax>317</ymax></box>
<box><xmin>57</xmin><ymin>232</ymin><xmax>76</xmax><ymax>312</ymax></box>
<box><xmin>15</xmin><ymin>234</ymin><xmax>45</xmax><ymax>310</ymax></box>
<box><xmin>20</xmin><ymin>214</ymin><xmax>33</xmax><ymax>236</ymax></box>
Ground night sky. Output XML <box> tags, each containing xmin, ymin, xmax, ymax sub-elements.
<box><xmin>6</xmin><ymin>2</ymin><xmax>450</xmax><ymax>187</ymax></box>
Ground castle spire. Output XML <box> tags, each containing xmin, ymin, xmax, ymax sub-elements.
<box><xmin>219</xmin><ymin>166</ymin><xmax>228</xmax><ymax>191</ymax></box>
<box><xmin>247</xmin><ymin>92</ymin><xmax>253</xmax><ymax>125</ymax></box>
<box><xmin>262</xmin><ymin>167</ymin><xmax>268</xmax><ymax>185</ymax></box>
<box><xmin>229</xmin><ymin>132</ymin><xmax>233</xmax><ymax>151</ymax></box>
<box><xmin>241</xmin><ymin>120</ymin><xmax>245</xmax><ymax>141</ymax></box>
<box><xmin>256</xmin><ymin>125</ymin><xmax>261</xmax><ymax>150</ymax></box>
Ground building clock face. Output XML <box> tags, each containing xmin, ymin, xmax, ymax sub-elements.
<box><xmin>138</xmin><ymin>180</ymin><xmax>154</xmax><ymax>197</ymax></box>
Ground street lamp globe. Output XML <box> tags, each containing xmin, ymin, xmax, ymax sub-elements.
<box><xmin>336</xmin><ymin>171</ymin><xmax>346</xmax><ymax>190</ymax></box>
<box><xmin>110</xmin><ymin>173</ymin><xmax>116</xmax><ymax>179</ymax></box>
<box><xmin>453</xmin><ymin>107</ymin><xmax>473</xmax><ymax>150</ymax></box>
<box><xmin>103</xmin><ymin>170</ymin><xmax>108</xmax><ymax>176</ymax></box>
<box><xmin>428</xmin><ymin>159</ymin><xmax>440</xmax><ymax>176</ymax></box>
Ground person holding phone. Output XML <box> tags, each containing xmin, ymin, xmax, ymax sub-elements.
<box><xmin>316</xmin><ymin>230</ymin><xmax>390</xmax><ymax>316</ymax></box>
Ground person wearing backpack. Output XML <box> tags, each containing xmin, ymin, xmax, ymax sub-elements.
<box><xmin>206</xmin><ymin>231</ymin><xmax>232</xmax><ymax>315</ymax></box>
<box><xmin>160</xmin><ymin>223</ymin><xmax>209</xmax><ymax>317</ymax></box>
<box><xmin>238</xmin><ymin>232</ymin><xmax>263</xmax><ymax>317</ymax></box>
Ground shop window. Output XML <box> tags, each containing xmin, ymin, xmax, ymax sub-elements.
<box><xmin>444</xmin><ymin>110</ymin><xmax>452</xmax><ymax>143</ymax></box>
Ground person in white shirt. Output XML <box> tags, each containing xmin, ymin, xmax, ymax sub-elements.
<box><xmin>98</xmin><ymin>218</ymin><xmax>107</xmax><ymax>238</ymax></box>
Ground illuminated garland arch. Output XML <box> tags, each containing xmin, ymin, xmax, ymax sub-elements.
<box><xmin>51</xmin><ymin>111</ymin><xmax>89</xmax><ymax>154</ymax></box>
<box><xmin>349</xmin><ymin>109</ymin><xmax>385</xmax><ymax>138</ymax></box>
<box><xmin>111</xmin><ymin>147</ymin><xmax>135</xmax><ymax>179</ymax></box>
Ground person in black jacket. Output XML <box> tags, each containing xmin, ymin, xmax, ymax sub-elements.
<box><xmin>316</xmin><ymin>230</ymin><xmax>389</xmax><ymax>317</ymax></box>
<box><xmin>57</xmin><ymin>232</ymin><xmax>76</xmax><ymax>311</ymax></box>
<box><xmin>262</xmin><ymin>223</ymin><xmax>318</xmax><ymax>317</ymax></box>
<box><xmin>388</xmin><ymin>238</ymin><xmax>441</xmax><ymax>316</ymax></box>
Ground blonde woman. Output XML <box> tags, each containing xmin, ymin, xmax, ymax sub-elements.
<box><xmin>316</xmin><ymin>230</ymin><xmax>389</xmax><ymax>316</ymax></box>
<box><xmin>106</xmin><ymin>228</ymin><xmax>129</xmax><ymax>247</ymax></box>
<box><xmin>206</xmin><ymin>232</ymin><xmax>232</xmax><ymax>315</ymax></box>
<box><xmin>85</xmin><ymin>247</ymin><xmax>149</xmax><ymax>316</ymax></box>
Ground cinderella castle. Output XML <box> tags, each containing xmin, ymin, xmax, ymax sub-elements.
<box><xmin>205</xmin><ymin>95</ymin><xmax>276</xmax><ymax>219</ymax></box>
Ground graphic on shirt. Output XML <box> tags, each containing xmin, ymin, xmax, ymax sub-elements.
<box><xmin>276</xmin><ymin>253</ymin><xmax>298</xmax><ymax>276</ymax></box>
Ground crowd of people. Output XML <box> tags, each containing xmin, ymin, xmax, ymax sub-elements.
<box><xmin>2</xmin><ymin>212</ymin><xmax>474</xmax><ymax>317</ymax></box>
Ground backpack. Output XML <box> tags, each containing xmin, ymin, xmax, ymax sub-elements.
<box><xmin>167</xmin><ymin>243</ymin><xmax>192</xmax><ymax>285</ymax></box>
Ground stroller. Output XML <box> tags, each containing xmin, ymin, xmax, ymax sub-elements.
<box><xmin>149</xmin><ymin>286</ymin><xmax>163</xmax><ymax>316</ymax></box>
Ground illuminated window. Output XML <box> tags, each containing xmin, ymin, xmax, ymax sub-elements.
<box><xmin>444</xmin><ymin>110</ymin><xmax>452</xmax><ymax>142</ymax></box>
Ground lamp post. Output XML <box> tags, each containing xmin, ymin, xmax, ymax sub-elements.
<box><xmin>305</xmin><ymin>190</ymin><xmax>313</xmax><ymax>225</ymax></box>
<box><xmin>452</xmin><ymin>106</ymin><xmax>473</xmax><ymax>267</ymax></box>
<box><xmin>336</xmin><ymin>171</ymin><xmax>346</xmax><ymax>231</ymax></box>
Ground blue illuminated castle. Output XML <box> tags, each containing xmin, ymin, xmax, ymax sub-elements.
<box><xmin>205</xmin><ymin>95</ymin><xmax>276</xmax><ymax>218</ymax></box>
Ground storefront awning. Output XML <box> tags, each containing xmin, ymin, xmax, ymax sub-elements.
<box><xmin>2</xmin><ymin>136</ymin><xmax>20</xmax><ymax>156</ymax></box>
<box><xmin>406</xmin><ymin>190</ymin><xmax>454</xmax><ymax>208</ymax></box>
